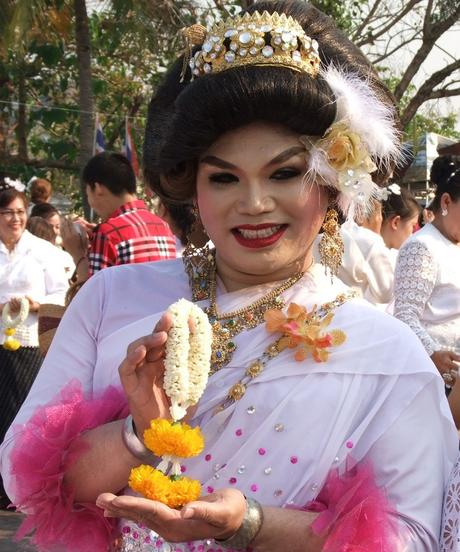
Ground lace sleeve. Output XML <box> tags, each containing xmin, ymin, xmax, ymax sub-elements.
<box><xmin>393</xmin><ymin>241</ymin><xmax>439</xmax><ymax>356</ymax></box>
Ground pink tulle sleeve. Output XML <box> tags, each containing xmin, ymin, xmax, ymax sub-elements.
<box><xmin>304</xmin><ymin>462</ymin><xmax>404</xmax><ymax>551</ymax></box>
<box><xmin>9</xmin><ymin>380</ymin><xmax>129</xmax><ymax>552</ymax></box>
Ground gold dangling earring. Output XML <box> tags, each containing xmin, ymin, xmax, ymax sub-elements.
<box><xmin>318</xmin><ymin>208</ymin><xmax>344</xmax><ymax>280</ymax></box>
<box><xmin>183</xmin><ymin>205</ymin><xmax>214</xmax><ymax>302</ymax></box>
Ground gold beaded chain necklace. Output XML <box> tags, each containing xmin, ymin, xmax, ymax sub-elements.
<box><xmin>185</xmin><ymin>249</ymin><xmax>306</xmax><ymax>374</ymax></box>
<box><xmin>205</xmin><ymin>264</ymin><xmax>305</xmax><ymax>374</ymax></box>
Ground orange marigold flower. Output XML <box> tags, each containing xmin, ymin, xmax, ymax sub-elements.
<box><xmin>143</xmin><ymin>419</ymin><xmax>205</xmax><ymax>458</ymax></box>
<box><xmin>129</xmin><ymin>465</ymin><xmax>201</xmax><ymax>509</ymax></box>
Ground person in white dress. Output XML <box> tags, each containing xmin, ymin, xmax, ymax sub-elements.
<box><xmin>416</xmin><ymin>157</ymin><xmax>460</xmax><ymax>551</ymax></box>
<box><xmin>393</xmin><ymin>156</ymin><xmax>460</xmax><ymax>388</ymax></box>
<box><xmin>340</xmin><ymin>214</ymin><xmax>396</xmax><ymax>305</ymax></box>
<box><xmin>1</xmin><ymin>3</ymin><xmax>457</xmax><ymax>552</ymax></box>
<box><xmin>380</xmin><ymin>184</ymin><xmax>420</xmax><ymax>260</ymax></box>
<box><xmin>0</xmin><ymin>177</ymin><xmax>68</xmax><ymax>508</ymax></box>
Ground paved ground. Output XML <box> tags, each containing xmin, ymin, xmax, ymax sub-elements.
<box><xmin>0</xmin><ymin>511</ymin><xmax>36</xmax><ymax>552</ymax></box>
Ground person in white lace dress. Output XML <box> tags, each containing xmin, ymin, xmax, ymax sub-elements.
<box><xmin>396</xmin><ymin>157</ymin><xmax>460</xmax><ymax>552</ymax></box>
<box><xmin>433</xmin><ymin>160</ymin><xmax>460</xmax><ymax>552</ymax></box>
<box><xmin>393</xmin><ymin>156</ymin><xmax>460</xmax><ymax>386</ymax></box>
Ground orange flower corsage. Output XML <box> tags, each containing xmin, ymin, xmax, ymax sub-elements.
<box><xmin>265</xmin><ymin>302</ymin><xmax>346</xmax><ymax>362</ymax></box>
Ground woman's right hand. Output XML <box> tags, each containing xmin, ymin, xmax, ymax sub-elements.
<box><xmin>431</xmin><ymin>350</ymin><xmax>460</xmax><ymax>384</ymax></box>
<box><xmin>119</xmin><ymin>313</ymin><xmax>173</xmax><ymax>438</ymax></box>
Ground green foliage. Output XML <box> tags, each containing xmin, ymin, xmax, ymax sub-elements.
<box><xmin>406</xmin><ymin>111</ymin><xmax>460</xmax><ymax>142</ymax></box>
<box><xmin>311</xmin><ymin>0</ymin><xmax>363</xmax><ymax>32</ymax></box>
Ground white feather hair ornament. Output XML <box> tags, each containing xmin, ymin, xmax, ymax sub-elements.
<box><xmin>301</xmin><ymin>64</ymin><xmax>404</xmax><ymax>220</ymax></box>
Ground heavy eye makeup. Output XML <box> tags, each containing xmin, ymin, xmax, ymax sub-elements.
<box><xmin>208</xmin><ymin>166</ymin><xmax>302</xmax><ymax>185</ymax></box>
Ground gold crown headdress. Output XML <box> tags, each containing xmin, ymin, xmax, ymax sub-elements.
<box><xmin>183</xmin><ymin>11</ymin><xmax>321</xmax><ymax>81</ymax></box>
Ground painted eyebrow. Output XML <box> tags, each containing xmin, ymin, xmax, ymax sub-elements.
<box><xmin>200</xmin><ymin>146</ymin><xmax>306</xmax><ymax>171</ymax></box>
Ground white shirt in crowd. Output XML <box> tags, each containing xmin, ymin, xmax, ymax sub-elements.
<box><xmin>0</xmin><ymin>230</ymin><xmax>69</xmax><ymax>347</ymax></box>
<box><xmin>393</xmin><ymin>223</ymin><xmax>460</xmax><ymax>356</ymax></box>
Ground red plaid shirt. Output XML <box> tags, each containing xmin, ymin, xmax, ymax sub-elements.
<box><xmin>88</xmin><ymin>200</ymin><xmax>176</xmax><ymax>276</ymax></box>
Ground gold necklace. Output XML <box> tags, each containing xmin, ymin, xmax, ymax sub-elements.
<box><xmin>204</xmin><ymin>264</ymin><xmax>305</xmax><ymax>374</ymax></box>
<box><xmin>215</xmin><ymin>291</ymin><xmax>357</xmax><ymax>413</ymax></box>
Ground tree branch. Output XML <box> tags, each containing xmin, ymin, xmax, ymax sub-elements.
<box><xmin>394</xmin><ymin>4</ymin><xmax>460</xmax><ymax>101</ymax></box>
<box><xmin>371</xmin><ymin>31</ymin><xmax>421</xmax><ymax>64</ymax></box>
<box><xmin>400</xmin><ymin>58</ymin><xmax>460</xmax><ymax>128</ymax></box>
<box><xmin>352</xmin><ymin>0</ymin><xmax>383</xmax><ymax>41</ymax></box>
<box><xmin>356</xmin><ymin>0</ymin><xmax>423</xmax><ymax>46</ymax></box>
<box><xmin>429</xmin><ymin>87</ymin><xmax>460</xmax><ymax>99</ymax></box>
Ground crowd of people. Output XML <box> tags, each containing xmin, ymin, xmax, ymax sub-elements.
<box><xmin>0</xmin><ymin>1</ymin><xmax>460</xmax><ymax>551</ymax></box>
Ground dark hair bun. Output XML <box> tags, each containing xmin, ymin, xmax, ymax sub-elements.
<box><xmin>430</xmin><ymin>155</ymin><xmax>459</xmax><ymax>189</ymax></box>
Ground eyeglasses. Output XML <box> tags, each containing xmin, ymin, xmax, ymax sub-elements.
<box><xmin>0</xmin><ymin>209</ymin><xmax>27</xmax><ymax>220</ymax></box>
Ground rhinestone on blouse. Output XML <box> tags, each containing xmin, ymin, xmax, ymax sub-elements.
<box><xmin>274</xmin><ymin>489</ymin><xmax>283</xmax><ymax>497</ymax></box>
<box><xmin>264</xmin><ymin>467</ymin><xmax>272</xmax><ymax>475</ymax></box>
<box><xmin>274</xmin><ymin>423</ymin><xmax>284</xmax><ymax>432</ymax></box>
<box><xmin>238</xmin><ymin>465</ymin><xmax>246</xmax><ymax>474</ymax></box>
<box><xmin>247</xmin><ymin>406</ymin><xmax>256</xmax><ymax>414</ymax></box>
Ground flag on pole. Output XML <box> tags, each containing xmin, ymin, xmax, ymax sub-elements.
<box><xmin>93</xmin><ymin>113</ymin><xmax>106</xmax><ymax>155</ymax></box>
<box><xmin>123</xmin><ymin>117</ymin><xmax>139</xmax><ymax>178</ymax></box>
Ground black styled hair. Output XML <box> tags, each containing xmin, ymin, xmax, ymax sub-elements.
<box><xmin>430</xmin><ymin>155</ymin><xmax>460</xmax><ymax>212</ymax></box>
<box><xmin>0</xmin><ymin>176</ymin><xmax>28</xmax><ymax>209</ymax></box>
<box><xmin>27</xmin><ymin>216</ymin><xmax>56</xmax><ymax>243</ymax></box>
<box><xmin>382</xmin><ymin>187</ymin><xmax>420</xmax><ymax>222</ymax></box>
<box><xmin>30</xmin><ymin>202</ymin><xmax>59</xmax><ymax>219</ymax></box>
<box><xmin>144</xmin><ymin>0</ymin><xmax>399</xmax><ymax>203</ymax></box>
<box><xmin>83</xmin><ymin>152</ymin><xmax>136</xmax><ymax>196</ymax></box>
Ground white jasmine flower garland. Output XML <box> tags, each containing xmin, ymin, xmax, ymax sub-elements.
<box><xmin>164</xmin><ymin>298</ymin><xmax>212</xmax><ymax>421</ymax></box>
<box><xmin>2</xmin><ymin>298</ymin><xmax>30</xmax><ymax>351</ymax></box>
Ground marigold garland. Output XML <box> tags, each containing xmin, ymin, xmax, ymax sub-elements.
<box><xmin>129</xmin><ymin>465</ymin><xmax>201</xmax><ymax>509</ymax></box>
<box><xmin>143</xmin><ymin>419</ymin><xmax>205</xmax><ymax>459</ymax></box>
<box><xmin>128</xmin><ymin>299</ymin><xmax>211</xmax><ymax>509</ymax></box>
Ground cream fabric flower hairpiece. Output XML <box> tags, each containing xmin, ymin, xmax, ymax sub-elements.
<box><xmin>300</xmin><ymin>65</ymin><xmax>403</xmax><ymax>220</ymax></box>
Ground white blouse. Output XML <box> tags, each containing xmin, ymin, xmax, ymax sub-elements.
<box><xmin>0</xmin><ymin>230</ymin><xmax>69</xmax><ymax>347</ymax></box>
<box><xmin>393</xmin><ymin>224</ymin><xmax>460</xmax><ymax>356</ymax></box>
<box><xmin>339</xmin><ymin>221</ymin><xmax>396</xmax><ymax>305</ymax></box>
<box><xmin>1</xmin><ymin>259</ymin><xmax>456</xmax><ymax>551</ymax></box>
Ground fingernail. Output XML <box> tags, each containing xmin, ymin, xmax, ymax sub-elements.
<box><xmin>181</xmin><ymin>507</ymin><xmax>194</xmax><ymax>519</ymax></box>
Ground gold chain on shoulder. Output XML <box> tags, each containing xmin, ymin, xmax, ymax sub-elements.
<box><xmin>215</xmin><ymin>290</ymin><xmax>357</xmax><ymax>413</ymax></box>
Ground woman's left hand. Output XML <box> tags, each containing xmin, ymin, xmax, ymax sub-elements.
<box><xmin>96</xmin><ymin>488</ymin><xmax>247</xmax><ymax>543</ymax></box>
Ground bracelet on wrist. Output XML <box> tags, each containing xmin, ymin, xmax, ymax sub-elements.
<box><xmin>121</xmin><ymin>415</ymin><xmax>155</xmax><ymax>462</ymax></box>
<box><xmin>215</xmin><ymin>497</ymin><xmax>264</xmax><ymax>550</ymax></box>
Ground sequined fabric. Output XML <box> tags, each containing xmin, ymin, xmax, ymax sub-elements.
<box><xmin>112</xmin><ymin>521</ymin><xmax>239</xmax><ymax>552</ymax></box>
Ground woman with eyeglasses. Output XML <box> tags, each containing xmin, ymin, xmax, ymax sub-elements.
<box><xmin>0</xmin><ymin>176</ymin><xmax>68</xmax><ymax>509</ymax></box>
